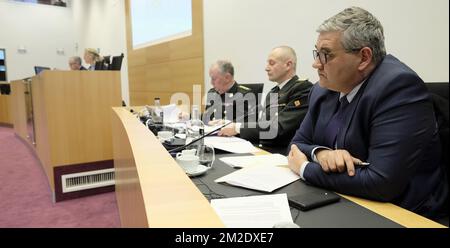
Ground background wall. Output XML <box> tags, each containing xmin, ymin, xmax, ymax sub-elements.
<box><xmin>0</xmin><ymin>0</ymin><xmax>75</xmax><ymax>80</ymax></box>
<box><xmin>204</xmin><ymin>0</ymin><xmax>449</xmax><ymax>95</ymax></box>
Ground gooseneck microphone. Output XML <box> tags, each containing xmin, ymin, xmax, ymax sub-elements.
<box><xmin>167</xmin><ymin>104</ymin><xmax>259</xmax><ymax>154</ymax></box>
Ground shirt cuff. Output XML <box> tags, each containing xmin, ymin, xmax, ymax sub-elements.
<box><xmin>299</xmin><ymin>161</ymin><xmax>309</xmax><ymax>181</ymax></box>
<box><xmin>311</xmin><ymin>146</ymin><xmax>332</xmax><ymax>163</ymax></box>
<box><xmin>235</xmin><ymin>122</ymin><xmax>242</xmax><ymax>134</ymax></box>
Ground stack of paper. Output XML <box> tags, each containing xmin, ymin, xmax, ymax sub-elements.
<box><xmin>210</xmin><ymin>194</ymin><xmax>293</xmax><ymax>228</ymax></box>
<box><xmin>220</xmin><ymin>154</ymin><xmax>288</xmax><ymax>168</ymax></box>
<box><xmin>215</xmin><ymin>165</ymin><xmax>300</xmax><ymax>192</ymax></box>
<box><xmin>204</xmin><ymin>136</ymin><xmax>258</xmax><ymax>154</ymax></box>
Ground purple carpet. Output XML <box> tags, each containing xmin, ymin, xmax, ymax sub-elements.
<box><xmin>0</xmin><ymin>126</ymin><xmax>121</xmax><ymax>227</ymax></box>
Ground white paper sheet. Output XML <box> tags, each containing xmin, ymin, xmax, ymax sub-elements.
<box><xmin>220</xmin><ymin>154</ymin><xmax>288</xmax><ymax>168</ymax></box>
<box><xmin>210</xmin><ymin>194</ymin><xmax>293</xmax><ymax>228</ymax></box>
<box><xmin>204</xmin><ymin>136</ymin><xmax>258</xmax><ymax>154</ymax></box>
<box><xmin>215</xmin><ymin>165</ymin><xmax>300</xmax><ymax>192</ymax></box>
<box><xmin>162</xmin><ymin>104</ymin><xmax>181</xmax><ymax>123</ymax></box>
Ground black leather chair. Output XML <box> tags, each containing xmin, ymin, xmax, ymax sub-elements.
<box><xmin>425</xmin><ymin>82</ymin><xmax>449</xmax><ymax>226</ymax></box>
<box><xmin>240</xmin><ymin>83</ymin><xmax>264</xmax><ymax>106</ymax></box>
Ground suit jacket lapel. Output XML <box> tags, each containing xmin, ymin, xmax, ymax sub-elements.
<box><xmin>336</xmin><ymin>80</ymin><xmax>368</xmax><ymax>148</ymax></box>
<box><xmin>316</xmin><ymin>92</ymin><xmax>340</xmax><ymax>146</ymax></box>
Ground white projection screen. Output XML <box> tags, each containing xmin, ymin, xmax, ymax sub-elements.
<box><xmin>130</xmin><ymin>0</ymin><xmax>192</xmax><ymax>49</ymax></box>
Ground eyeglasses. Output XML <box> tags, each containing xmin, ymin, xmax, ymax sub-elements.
<box><xmin>313</xmin><ymin>48</ymin><xmax>362</xmax><ymax>65</ymax></box>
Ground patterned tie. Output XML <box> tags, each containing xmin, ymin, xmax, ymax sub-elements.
<box><xmin>323</xmin><ymin>97</ymin><xmax>350</xmax><ymax>148</ymax></box>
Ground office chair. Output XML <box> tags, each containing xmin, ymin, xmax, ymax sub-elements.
<box><xmin>240</xmin><ymin>83</ymin><xmax>264</xmax><ymax>106</ymax></box>
<box><xmin>425</xmin><ymin>82</ymin><xmax>449</xmax><ymax>226</ymax></box>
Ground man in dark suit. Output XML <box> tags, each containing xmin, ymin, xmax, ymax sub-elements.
<box><xmin>288</xmin><ymin>7</ymin><xmax>447</xmax><ymax>219</ymax></box>
<box><xmin>68</xmin><ymin>56</ymin><xmax>86</xmax><ymax>71</ymax></box>
<box><xmin>203</xmin><ymin>60</ymin><xmax>253</xmax><ymax>123</ymax></box>
<box><xmin>219</xmin><ymin>46</ymin><xmax>312</xmax><ymax>152</ymax></box>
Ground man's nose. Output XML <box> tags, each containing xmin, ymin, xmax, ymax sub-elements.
<box><xmin>312</xmin><ymin>58</ymin><xmax>322</xmax><ymax>70</ymax></box>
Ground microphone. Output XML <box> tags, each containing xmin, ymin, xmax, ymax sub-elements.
<box><xmin>167</xmin><ymin>104</ymin><xmax>259</xmax><ymax>154</ymax></box>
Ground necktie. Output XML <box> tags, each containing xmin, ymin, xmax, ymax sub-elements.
<box><xmin>261</xmin><ymin>86</ymin><xmax>280</xmax><ymax>120</ymax></box>
<box><xmin>323</xmin><ymin>97</ymin><xmax>350</xmax><ymax>148</ymax></box>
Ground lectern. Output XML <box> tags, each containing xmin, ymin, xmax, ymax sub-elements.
<box><xmin>10</xmin><ymin>71</ymin><xmax>122</xmax><ymax>202</ymax></box>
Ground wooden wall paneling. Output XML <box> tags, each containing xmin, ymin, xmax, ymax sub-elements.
<box><xmin>0</xmin><ymin>94</ymin><xmax>11</xmax><ymax>125</ymax></box>
<box><xmin>125</xmin><ymin>0</ymin><xmax>204</xmax><ymax>107</ymax></box>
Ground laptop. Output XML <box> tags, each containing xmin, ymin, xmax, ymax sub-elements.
<box><xmin>34</xmin><ymin>66</ymin><xmax>51</xmax><ymax>75</ymax></box>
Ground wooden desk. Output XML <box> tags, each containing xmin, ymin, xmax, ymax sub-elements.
<box><xmin>111</xmin><ymin>107</ymin><xmax>224</xmax><ymax>227</ymax></box>
<box><xmin>0</xmin><ymin>93</ymin><xmax>11</xmax><ymax>125</ymax></box>
<box><xmin>111</xmin><ymin>107</ymin><xmax>445</xmax><ymax>228</ymax></box>
<box><xmin>0</xmin><ymin>82</ymin><xmax>12</xmax><ymax>125</ymax></box>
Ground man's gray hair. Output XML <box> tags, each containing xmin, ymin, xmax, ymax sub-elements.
<box><xmin>214</xmin><ymin>60</ymin><xmax>235</xmax><ymax>77</ymax></box>
<box><xmin>70</xmin><ymin>56</ymin><xmax>82</xmax><ymax>65</ymax></box>
<box><xmin>317</xmin><ymin>6</ymin><xmax>386</xmax><ymax>64</ymax></box>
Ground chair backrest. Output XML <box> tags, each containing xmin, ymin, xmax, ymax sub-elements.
<box><xmin>425</xmin><ymin>82</ymin><xmax>449</xmax><ymax>100</ymax></box>
<box><xmin>425</xmin><ymin>82</ymin><xmax>449</xmax><ymax>181</ymax></box>
<box><xmin>109</xmin><ymin>53</ymin><xmax>124</xmax><ymax>71</ymax></box>
<box><xmin>240</xmin><ymin>83</ymin><xmax>264</xmax><ymax>106</ymax></box>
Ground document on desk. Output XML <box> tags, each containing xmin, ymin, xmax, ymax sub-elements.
<box><xmin>162</xmin><ymin>104</ymin><xmax>181</xmax><ymax>123</ymax></box>
<box><xmin>204</xmin><ymin>136</ymin><xmax>258</xmax><ymax>154</ymax></box>
<box><xmin>220</xmin><ymin>154</ymin><xmax>288</xmax><ymax>168</ymax></box>
<box><xmin>215</xmin><ymin>165</ymin><xmax>300</xmax><ymax>192</ymax></box>
<box><xmin>210</xmin><ymin>194</ymin><xmax>293</xmax><ymax>228</ymax></box>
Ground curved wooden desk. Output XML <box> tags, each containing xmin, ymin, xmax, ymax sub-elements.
<box><xmin>112</xmin><ymin>107</ymin><xmax>445</xmax><ymax>228</ymax></box>
<box><xmin>112</xmin><ymin>107</ymin><xmax>224</xmax><ymax>227</ymax></box>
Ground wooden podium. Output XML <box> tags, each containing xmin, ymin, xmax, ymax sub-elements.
<box><xmin>0</xmin><ymin>82</ymin><xmax>11</xmax><ymax>125</ymax></box>
<box><xmin>10</xmin><ymin>71</ymin><xmax>122</xmax><ymax>202</ymax></box>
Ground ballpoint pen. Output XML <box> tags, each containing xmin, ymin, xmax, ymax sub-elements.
<box><xmin>356</xmin><ymin>161</ymin><xmax>370</xmax><ymax>166</ymax></box>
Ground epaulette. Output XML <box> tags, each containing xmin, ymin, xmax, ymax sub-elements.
<box><xmin>238</xmin><ymin>85</ymin><xmax>251</xmax><ymax>91</ymax></box>
<box><xmin>297</xmin><ymin>77</ymin><xmax>309</xmax><ymax>82</ymax></box>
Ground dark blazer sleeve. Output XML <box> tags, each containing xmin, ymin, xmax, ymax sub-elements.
<box><xmin>291</xmin><ymin>66</ymin><xmax>441</xmax><ymax>203</ymax></box>
<box><xmin>240</xmin><ymin>80</ymin><xmax>312</xmax><ymax>146</ymax></box>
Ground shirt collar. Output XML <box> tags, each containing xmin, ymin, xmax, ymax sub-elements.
<box><xmin>339</xmin><ymin>80</ymin><xmax>365</xmax><ymax>103</ymax></box>
<box><xmin>277</xmin><ymin>76</ymin><xmax>295</xmax><ymax>90</ymax></box>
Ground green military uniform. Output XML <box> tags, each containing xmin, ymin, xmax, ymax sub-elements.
<box><xmin>203</xmin><ymin>82</ymin><xmax>254</xmax><ymax>123</ymax></box>
<box><xmin>240</xmin><ymin>76</ymin><xmax>313</xmax><ymax>151</ymax></box>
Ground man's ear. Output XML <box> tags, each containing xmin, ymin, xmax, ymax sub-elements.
<box><xmin>358</xmin><ymin>47</ymin><xmax>373</xmax><ymax>71</ymax></box>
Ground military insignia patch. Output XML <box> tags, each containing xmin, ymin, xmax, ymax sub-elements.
<box><xmin>294</xmin><ymin>100</ymin><xmax>301</xmax><ymax>107</ymax></box>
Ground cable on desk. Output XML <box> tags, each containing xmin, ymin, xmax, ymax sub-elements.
<box><xmin>193</xmin><ymin>178</ymin><xmax>227</xmax><ymax>200</ymax></box>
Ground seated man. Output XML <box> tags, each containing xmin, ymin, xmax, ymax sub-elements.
<box><xmin>288</xmin><ymin>7</ymin><xmax>448</xmax><ymax>219</ymax></box>
<box><xmin>68</xmin><ymin>56</ymin><xmax>86</xmax><ymax>71</ymax></box>
<box><xmin>219</xmin><ymin>46</ymin><xmax>313</xmax><ymax>153</ymax></box>
<box><xmin>202</xmin><ymin>60</ymin><xmax>254</xmax><ymax>124</ymax></box>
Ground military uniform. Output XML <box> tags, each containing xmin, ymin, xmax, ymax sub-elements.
<box><xmin>203</xmin><ymin>82</ymin><xmax>254</xmax><ymax>123</ymax></box>
<box><xmin>240</xmin><ymin>76</ymin><xmax>313</xmax><ymax>152</ymax></box>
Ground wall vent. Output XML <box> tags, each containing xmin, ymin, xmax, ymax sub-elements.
<box><xmin>61</xmin><ymin>168</ymin><xmax>115</xmax><ymax>193</ymax></box>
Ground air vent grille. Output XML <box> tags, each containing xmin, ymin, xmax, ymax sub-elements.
<box><xmin>61</xmin><ymin>168</ymin><xmax>115</xmax><ymax>193</ymax></box>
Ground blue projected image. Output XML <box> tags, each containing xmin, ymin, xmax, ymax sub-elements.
<box><xmin>0</xmin><ymin>50</ymin><xmax>4</xmax><ymax>60</ymax></box>
<box><xmin>130</xmin><ymin>0</ymin><xmax>192</xmax><ymax>49</ymax></box>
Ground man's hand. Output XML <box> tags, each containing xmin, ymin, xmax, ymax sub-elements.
<box><xmin>288</xmin><ymin>145</ymin><xmax>308</xmax><ymax>175</ymax></box>
<box><xmin>315</xmin><ymin>149</ymin><xmax>363</xmax><ymax>176</ymax></box>
<box><xmin>218</xmin><ymin>123</ymin><xmax>237</xmax><ymax>136</ymax></box>
<box><xmin>208</xmin><ymin>119</ymin><xmax>225</xmax><ymax>126</ymax></box>
<box><xmin>178</xmin><ymin>112</ymin><xmax>190</xmax><ymax>121</ymax></box>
